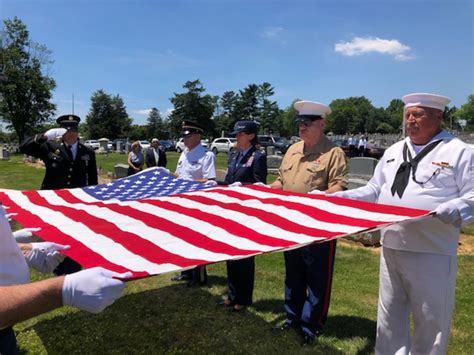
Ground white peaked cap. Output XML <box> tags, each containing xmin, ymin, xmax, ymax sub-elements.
<box><xmin>294</xmin><ymin>100</ymin><xmax>331</xmax><ymax>117</ymax></box>
<box><xmin>402</xmin><ymin>93</ymin><xmax>451</xmax><ymax>111</ymax></box>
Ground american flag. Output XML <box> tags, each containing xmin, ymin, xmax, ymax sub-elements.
<box><xmin>0</xmin><ymin>167</ymin><xmax>429</xmax><ymax>279</ymax></box>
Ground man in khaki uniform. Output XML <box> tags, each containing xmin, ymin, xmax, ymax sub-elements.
<box><xmin>271</xmin><ymin>100</ymin><xmax>347</xmax><ymax>346</ymax></box>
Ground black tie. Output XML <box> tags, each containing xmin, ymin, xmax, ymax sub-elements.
<box><xmin>390</xmin><ymin>139</ymin><xmax>442</xmax><ymax>198</ymax></box>
<box><xmin>66</xmin><ymin>145</ymin><xmax>73</xmax><ymax>160</ymax></box>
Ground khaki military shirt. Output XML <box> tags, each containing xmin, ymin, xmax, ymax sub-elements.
<box><xmin>277</xmin><ymin>136</ymin><xmax>348</xmax><ymax>193</ymax></box>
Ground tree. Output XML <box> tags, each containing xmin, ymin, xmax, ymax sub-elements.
<box><xmin>85</xmin><ymin>90</ymin><xmax>132</xmax><ymax>139</ymax></box>
<box><xmin>454</xmin><ymin>94</ymin><xmax>474</xmax><ymax>131</ymax></box>
<box><xmin>235</xmin><ymin>84</ymin><xmax>259</xmax><ymax>121</ymax></box>
<box><xmin>168</xmin><ymin>80</ymin><xmax>216</xmax><ymax>137</ymax></box>
<box><xmin>279</xmin><ymin>100</ymin><xmax>300</xmax><ymax>138</ymax></box>
<box><xmin>0</xmin><ymin>17</ymin><xmax>56</xmax><ymax>141</ymax></box>
<box><xmin>385</xmin><ymin>99</ymin><xmax>404</xmax><ymax>133</ymax></box>
<box><xmin>257</xmin><ymin>82</ymin><xmax>281</xmax><ymax>134</ymax></box>
<box><xmin>146</xmin><ymin>107</ymin><xmax>164</xmax><ymax>139</ymax></box>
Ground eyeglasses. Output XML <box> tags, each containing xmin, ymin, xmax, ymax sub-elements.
<box><xmin>296</xmin><ymin>119</ymin><xmax>314</xmax><ymax>128</ymax></box>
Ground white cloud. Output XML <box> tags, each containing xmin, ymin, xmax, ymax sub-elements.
<box><xmin>133</xmin><ymin>109</ymin><xmax>152</xmax><ymax>116</ymax></box>
<box><xmin>335</xmin><ymin>36</ymin><xmax>414</xmax><ymax>61</ymax></box>
<box><xmin>261</xmin><ymin>26</ymin><xmax>284</xmax><ymax>39</ymax></box>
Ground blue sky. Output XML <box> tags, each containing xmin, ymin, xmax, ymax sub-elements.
<box><xmin>2</xmin><ymin>0</ymin><xmax>473</xmax><ymax>125</ymax></box>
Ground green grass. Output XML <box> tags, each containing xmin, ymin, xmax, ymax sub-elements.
<box><xmin>0</xmin><ymin>155</ymin><xmax>472</xmax><ymax>354</ymax></box>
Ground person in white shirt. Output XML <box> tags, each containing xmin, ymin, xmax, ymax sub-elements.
<box><xmin>317</xmin><ymin>93</ymin><xmax>474</xmax><ymax>354</ymax></box>
<box><xmin>0</xmin><ymin>205</ymin><xmax>130</xmax><ymax>353</ymax></box>
<box><xmin>170</xmin><ymin>120</ymin><xmax>216</xmax><ymax>287</ymax></box>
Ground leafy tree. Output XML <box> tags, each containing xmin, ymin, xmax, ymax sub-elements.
<box><xmin>257</xmin><ymin>82</ymin><xmax>281</xmax><ymax>134</ymax></box>
<box><xmin>454</xmin><ymin>94</ymin><xmax>474</xmax><ymax>131</ymax></box>
<box><xmin>146</xmin><ymin>107</ymin><xmax>165</xmax><ymax>139</ymax></box>
<box><xmin>235</xmin><ymin>84</ymin><xmax>259</xmax><ymax>121</ymax></box>
<box><xmin>125</xmin><ymin>124</ymin><xmax>148</xmax><ymax>142</ymax></box>
<box><xmin>443</xmin><ymin>106</ymin><xmax>458</xmax><ymax>131</ymax></box>
<box><xmin>0</xmin><ymin>17</ymin><xmax>56</xmax><ymax>141</ymax></box>
<box><xmin>385</xmin><ymin>99</ymin><xmax>404</xmax><ymax>133</ymax></box>
<box><xmin>279</xmin><ymin>100</ymin><xmax>300</xmax><ymax>138</ymax></box>
<box><xmin>168</xmin><ymin>80</ymin><xmax>216</xmax><ymax>137</ymax></box>
<box><xmin>84</xmin><ymin>90</ymin><xmax>132</xmax><ymax>139</ymax></box>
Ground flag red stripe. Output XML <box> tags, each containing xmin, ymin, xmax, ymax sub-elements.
<box><xmin>57</xmin><ymin>190</ymin><xmax>259</xmax><ymax>257</ymax></box>
<box><xmin>178</xmin><ymin>194</ymin><xmax>343</xmax><ymax>238</ymax></box>
<box><xmin>246</xmin><ymin>185</ymin><xmax>429</xmax><ymax>217</ymax></box>
<box><xmin>0</xmin><ymin>191</ymin><xmax>135</xmax><ymax>275</ymax></box>
<box><xmin>208</xmin><ymin>188</ymin><xmax>379</xmax><ymax>228</ymax></box>
<box><xmin>144</xmin><ymin>199</ymin><xmax>298</xmax><ymax>247</ymax></box>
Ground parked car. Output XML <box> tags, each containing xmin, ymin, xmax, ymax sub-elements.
<box><xmin>160</xmin><ymin>140</ymin><xmax>175</xmax><ymax>151</ymax></box>
<box><xmin>84</xmin><ymin>140</ymin><xmax>100</xmax><ymax>150</ymax></box>
<box><xmin>175</xmin><ymin>138</ymin><xmax>209</xmax><ymax>153</ymax></box>
<box><xmin>364</xmin><ymin>143</ymin><xmax>385</xmax><ymax>159</ymax></box>
<box><xmin>210</xmin><ymin>137</ymin><xmax>236</xmax><ymax>155</ymax></box>
<box><xmin>333</xmin><ymin>139</ymin><xmax>350</xmax><ymax>156</ymax></box>
<box><xmin>257</xmin><ymin>135</ymin><xmax>290</xmax><ymax>154</ymax></box>
<box><xmin>139</xmin><ymin>140</ymin><xmax>151</xmax><ymax>149</ymax></box>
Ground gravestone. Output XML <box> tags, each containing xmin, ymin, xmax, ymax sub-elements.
<box><xmin>349</xmin><ymin>157</ymin><xmax>378</xmax><ymax>177</ymax></box>
<box><xmin>267</xmin><ymin>154</ymin><xmax>282</xmax><ymax>174</ymax></box>
<box><xmin>114</xmin><ymin>164</ymin><xmax>129</xmax><ymax>179</ymax></box>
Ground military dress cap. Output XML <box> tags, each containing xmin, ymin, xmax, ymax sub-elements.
<box><xmin>56</xmin><ymin>114</ymin><xmax>80</xmax><ymax>130</ymax></box>
<box><xmin>151</xmin><ymin>138</ymin><xmax>159</xmax><ymax>143</ymax></box>
<box><xmin>181</xmin><ymin>120</ymin><xmax>204</xmax><ymax>137</ymax></box>
<box><xmin>230</xmin><ymin>120</ymin><xmax>258</xmax><ymax>134</ymax></box>
<box><xmin>293</xmin><ymin>100</ymin><xmax>331</xmax><ymax>123</ymax></box>
<box><xmin>402</xmin><ymin>93</ymin><xmax>451</xmax><ymax>111</ymax></box>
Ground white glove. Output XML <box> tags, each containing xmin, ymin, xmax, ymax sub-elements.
<box><xmin>13</xmin><ymin>227</ymin><xmax>41</xmax><ymax>243</ymax></box>
<box><xmin>326</xmin><ymin>191</ymin><xmax>348</xmax><ymax>198</ymax></box>
<box><xmin>433</xmin><ymin>202</ymin><xmax>462</xmax><ymax>227</ymax></box>
<box><xmin>308</xmin><ymin>189</ymin><xmax>326</xmax><ymax>195</ymax></box>
<box><xmin>155</xmin><ymin>167</ymin><xmax>170</xmax><ymax>175</ymax></box>
<box><xmin>26</xmin><ymin>242</ymin><xmax>70</xmax><ymax>273</ymax></box>
<box><xmin>5</xmin><ymin>212</ymin><xmax>17</xmax><ymax>221</ymax></box>
<box><xmin>44</xmin><ymin>128</ymin><xmax>67</xmax><ymax>140</ymax></box>
<box><xmin>203</xmin><ymin>180</ymin><xmax>218</xmax><ymax>187</ymax></box>
<box><xmin>253</xmin><ymin>182</ymin><xmax>271</xmax><ymax>188</ymax></box>
<box><xmin>62</xmin><ymin>267</ymin><xmax>132</xmax><ymax>313</ymax></box>
<box><xmin>228</xmin><ymin>182</ymin><xmax>242</xmax><ymax>187</ymax></box>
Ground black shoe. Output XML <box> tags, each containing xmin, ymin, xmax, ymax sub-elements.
<box><xmin>186</xmin><ymin>280</ymin><xmax>207</xmax><ymax>287</ymax></box>
<box><xmin>271</xmin><ymin>321</ymin><xmax>295</xmax><ymax>333</ymax></box>
<box><xmin>301</xmin><ymin>333</ymin><xmax>314</xmax><ymax>346</ymax></box>
<box><xmin>170</xmin><ymin>275</ymin><xmax>190</xmax><ymax>282</ymax></box>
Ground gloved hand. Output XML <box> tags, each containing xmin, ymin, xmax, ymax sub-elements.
<box><xmin>203</xmin><ymin>180</ymin><xmax>218</xmax><ymax>187</ymax></box>
<box><xmin>326</xmin><ymin>191</ymin><xmax>347</xmax><ymax>198</ymax></box>
<box><xmin>253</xmin><ymin>182</ymin><xmax>271</xmax><ymax>188</ymax></box>
<box><xmin>228</xmin><ymin>182</ymin><xmax>242</xmax><ymax>187</ymax></box>
<box><xmin>5</xmin><ymin>212</ymin><xmax>17</xmax><ymax>221</ymax></box>
<box><xmin>13</xmin><ymin>227</ymin><xmax>41</xmax><ymax>243</ymax></box>
<box><xmin>62</xmin><ymin>267</ymin><xmax>132</xmax><ymax>313</ymax></box>
<box><xmin>433</xmin><ymin>202</ymin><xmax>462</xmax><ymax>227</ymax></box>
<box><xmin>44</xmin><ymin>128</ymin><xmax>67</xmax><ymax>140</ymax></box>
<box><xmin>308</xmin><ymin>189</ymin><xmax>326</xmax><ymax>195</ymax></box>
<box><xmin>155</xmin><ymin>166</ymin><xmax>170</xmax><ymax>175</ymax></box>
<box><xmin>25</xmin><ymin>242</ymin><xmax>70</xmax><ymax>273</ymax></box>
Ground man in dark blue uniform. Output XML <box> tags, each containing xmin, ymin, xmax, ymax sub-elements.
<box><xmin>20</xmin><ymin>114</ymin><xmax>98</xmax><ymax>275</ymax></box>
<box><xmin>220</xmin><ymin>120</ymin><xmax>267</xmax><ymax>312</ymax></box>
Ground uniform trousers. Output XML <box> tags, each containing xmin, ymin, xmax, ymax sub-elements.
<box><xmin>181</xmin><ymin>266</ymin><xmax>207</xmax><ymax>284</ymax></box>
<box><xmin>284</xmin><ymin>239</ymin><xmax>337</xmax><ymax>336</ymax></box>
<box><xmin>375</xmin><ymin>247</ymin><xmax>457</xmax><ymax>355</ymax></box>
<box><xmin>0</xmin><ymin>327</ymin><xmax>17</xmax><ymax>355</ymax></box>
<box><xmin>226</xmin><ymin>256</ymin><xmax>255</xmax><ymax>305</ymax></box>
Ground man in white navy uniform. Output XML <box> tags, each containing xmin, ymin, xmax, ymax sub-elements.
<box><xmin>0</xmin><ymin>205</ymin><xmax>130</xmax><ymax>354</ymax></box>
<box><xmin>319</xmin><ymin>93</ymin><xmax>474</xmax><ymax>354</ymax></box>
<box><xmin>170</xmin><ymin>120</ymin><xmax>217</xmax><ymax>287</ymax></box>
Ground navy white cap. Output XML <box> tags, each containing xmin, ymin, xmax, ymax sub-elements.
<box><xmin>230</xmin><ymin>120</ymin><xmax>258</xmax><ymax>134</ymax></box>
<box><xmin>293</xmin><ymin>100</ymin><xmax>331</xmax><ymax>122</ymax></box>
<box><xmin>402</xmin><ymin>93</ymin><xmax>450</xmax><ymax>111</ymax></box>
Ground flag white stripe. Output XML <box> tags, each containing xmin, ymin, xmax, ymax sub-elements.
<box><xmin>183</xmin><ymin>190</ymin><xmax>366</xmax><ymax>233</ymax></box>
<box><xmin>38</xmin><ymin>190</ymin><xmax>238</xmax><ymax>260</ymax></box>
<box><xmin>5</xmin><ymin>191</ymin><xmax>177</xmax><ymax>274</ymax></box>
<box><xmin>224</xmin><ymin>187</ymin><xmax>414</xmax><ymax>222</ymax></box>
<box><xmin>158</xmin><ymin>195</ymin><xmax>322</xmax><ymax>243</ymax></box>
<box><xmin>68</xmin><ymin>189</ymin><xmax>277</xmax><ymax>252</ymax></box>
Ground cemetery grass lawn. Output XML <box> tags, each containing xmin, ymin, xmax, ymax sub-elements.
<box><xmin>0</xmin><ymin>154</ymin><xmax>472</xmax><ymax>354</ymax></box>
